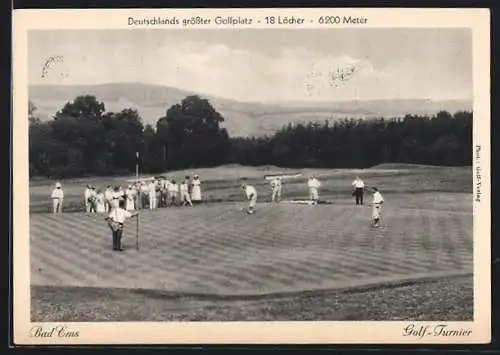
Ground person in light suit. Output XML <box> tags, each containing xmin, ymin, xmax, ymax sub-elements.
<box><xmin>371</xmin><ymin>187</ymin><xmax>385</xmax><ymax>228</ymax></box>
<box><xmin>180</xmin><ymin>178</ymin><xmax>193</xmax><ymax>206</ymax></box>
<box><xmin>241</xmin><ymin>182</ymin><xmax>258</xmax><ymax>214</ymax></box>
<box><xmin>148</xmin><ymin>178</ymin><xmax>158</xmax><ymax>210</ymax></box>
<box><xmin>84</xmin><ymin>185</ymin><xmax>93</xmax><ymax>213</ymax></box>
<box><xmin>105</xmin><ymin>199</ymin><xmax>138</xmax><ymax>252</ymax></box>
<box><xmin>270</xmin><ymin>177</ymin><xmax>282</xmax><ymax>203</ymax></box>
<box><xmin>50</xmin><ymin>182</ymin><xmax>64</xmax><ymax>214</ymax></box>
<box><xmin>307</xmin><ymin>176</ymin><xmax>321</xmax><ymax>204</ymax></box>
<box><xmin>168</xmin><ymin>179</ymin><xmax>179</xmax><ymax>206</ymax></box>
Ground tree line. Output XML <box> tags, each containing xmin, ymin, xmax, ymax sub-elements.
<box><xmin>28</xmin><ymin>95</ymin><xmax>472</xmax><ymax>178</ymax></box>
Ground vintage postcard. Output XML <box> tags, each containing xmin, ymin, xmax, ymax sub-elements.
<box><xmin>12</xmin><ymin>8</ymin><xmax>490</xmax><ymax>345</ymax></box>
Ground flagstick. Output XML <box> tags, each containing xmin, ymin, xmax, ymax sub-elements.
<box><xmin>136</xmin><ymin>152</ymin><xmax>140</xmax><ymax>250</ymax></box>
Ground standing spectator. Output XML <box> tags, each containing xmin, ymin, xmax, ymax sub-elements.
<box><xmin>371</xmin><ymin>187</ymin><xmax>385</xmax><ymax>228</ymax></box>
<box><xmin>168</xmin><ymin>179</ymin><xmax>179</xmax><ymax>206</ymax></box>
<box><xmin>148</xmin><ymin>178</ymin><xmax>157</xmax><ymax>210</ymax></box>
<box><xmin>125</xmin><ymin>184</ymin><xmax>136</xmax><ymax>211</ymax></box>
<box><xmin>270</xmin><ymin>177</ymin><xmax>282</xmax><ymax>203</ymax></box>
<box><xmin>104</xmin><ymin>185</ymin><xmax>113</xmax><ymax>213</ymax></box>
<box><xmin>95</xmin><ymin>189</ymin><xmax>106</xmax><ymax>213</ymax></box>
<box><xmin>186</xmin><ymin>175</ymin><xmax>193</xmax><ymax>197</ymax></box>
<box><xmin>352</xmin><ymin>176</ymin><xmax>365</xmax><ymax>205</ymax></box>
<box><xmin>111</xmin><ymin>186</ymin><xmax>122</xmax><ymax>209</ymax></box>
<box><xmin>159</xmin><ymin>178</ymin><xmax>168</xmax><ymax>208</ymax></box>
<box><xmin>191</xmin><ymin>175</ymin><xmax>202</xmax><ymax>204</ymax></box>
<box><xmin>140</xmin><ymin>181</ymin><xmax>149</xmax><ymax>209</ymax></box>
<box><xmin>88</xmin><ymin>186</ymin><xmax>97</xmax><ymax>213</ymax></box>
<box><xmin>50</xmin><ymin>182</ymin><xmax>64</xmax><ymax>214</ymax></box>
<box><xmin>180</xmin><ymin>178</ymin><xmax>193</xmax><ymax>206</ymax></box>
<box><xmin>84</xmin><ymin>185</ymin><xmax>93</xmax><ymax>213</ymax></box>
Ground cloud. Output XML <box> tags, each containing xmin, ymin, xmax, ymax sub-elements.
<box><xmin>29</xmin><ymin>36</ymin><xmax>471</xmax><ymax>102</ymax></box>
<box><xmin>154</xmin><ymin>43</ymin><xmax>394</xmax><ymax>101</ymax></box>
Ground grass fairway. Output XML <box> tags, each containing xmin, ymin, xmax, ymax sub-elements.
<box><xmin>29</xmin><ymin>164</ymin><xmax>473</xmax><ymax>321</ymax></box>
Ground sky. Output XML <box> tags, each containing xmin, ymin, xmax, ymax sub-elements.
<box><xmin>28</xmin><ymin>28</ymin><xmax>472</xmax><ymax>102</ymax></box>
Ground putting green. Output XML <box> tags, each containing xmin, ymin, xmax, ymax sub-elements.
<box><xmin>30</xmin><ymin>201</ymin><xmax>473</xmax><ymax>296</ymax></box>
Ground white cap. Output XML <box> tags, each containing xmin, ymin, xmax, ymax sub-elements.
<box><xmin>55</xmin><ymin>182</ymin><xmax>61</xmax><ymax>188</ymax></box>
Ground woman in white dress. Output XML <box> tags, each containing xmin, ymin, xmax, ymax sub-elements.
<box><xmin>95</xmin><ymin>190</ymin><xmax>106</xmax><ymax>213</ymax></box>
<box><xmin>191</xmin><ymin>175</ymin><xmax>202</xmax><ymax>203</ymax></box>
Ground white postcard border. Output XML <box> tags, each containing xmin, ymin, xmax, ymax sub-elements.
<box><xmin>12</xmin><ymin>8</ymin><xmax>491</xmax><ymax>345</ymax></box>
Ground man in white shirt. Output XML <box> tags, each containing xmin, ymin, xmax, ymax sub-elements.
<box><xmin>148</xmin><ymin>178</ymin><xmax>158</xmax><ymax>210</ymax></box>
<box><xmin>168</xmin><ymin>179</ymin><xmax>179</xmax><ymax>206</ymax></box>
<box><xmin>270</xmin><ymin>177</ymin><xmax>282</xmax><ymax>203</ymax></box>
<box><xmin>89</xmin><ymin>186</ymin><xmax>98</xmax><ymax>213</ymax></box>
<box><xmin>140</xmin><ymin>181</ymin><xmax>149</xmax><ymax>209</ymax></box>
<box><xmin>371</xmin><ymin>187</ymin><xmax>385</xmax><ymax>228</ymax></box>
<box><xmin>104</xmin><ymin>200</ymin><xmax>139</xmax><ymax>251</ymax></box>
<box><xmin>241</xmin><ymin>182</ymin><xmax>258</xmax><ymax>214</ymax></box>
<box><xmin>125</xmin><ymin>184</ymin><xmax>136</xmax><ymax>211</ymax></box>
<box><xmin>111</xmin><ymin>186</ymin><xmax>122</xmax><ymax>209</ymax></box>
<box><xmin>84</xmin><ymin>185</ymin><xmax>92</xmax><ymax>213</ymax></box>
<box><xmin>180</xmin><ymin>178</ymin><xmax>193</xmax><ymax>206</ymax></box>
<box><xmin>158</xmin><ymin>178</ymin><xmax>168</xmax><ymax>208</ymax></box>
<box><xmin>104</xmin><ymin>186</ymin><xmax>113</xmax><ymax>213</ymax></box>
<box><xmin>50</xmin><ymin>182</ymin><xmax>64</xmax><ymax>214</ymax></box>
<box><xmin>352</xmin><ymin>176</ymin><xmax>365</xmax><ymax>205</ymax></box>
<box><xmin>307</xmin><ymin>176</ymin><xmax>321</xmax><ymax>204</ymax></box>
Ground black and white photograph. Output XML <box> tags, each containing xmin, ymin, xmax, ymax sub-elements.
<box><xmin>13</xmin><ymin>8</ymin><xmax>490</xmax><ymax>345</ymax></box>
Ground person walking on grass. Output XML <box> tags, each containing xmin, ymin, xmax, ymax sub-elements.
<box><xmin>352</xmin><ymin>176</ymin><xmax>365</xmax><ymax>205</ymax></box>
<box><xmin>371</xmin><ymin>187</ymin><xmax>385</xmax><ymax>228</ymax></box>
<box><xmin>50</xmin><ymin>182</ymin><xmax>64</xmax><ymax>214</ymax></box>
<box><xmin>241</xmin><ymin>182</ymin><xmax>258</xmax><ymax>214</ymax></box>
<box><xmin>105</xmin><ymin>200</ymin><xmax>138</xmax><ymax>252</ymax></box>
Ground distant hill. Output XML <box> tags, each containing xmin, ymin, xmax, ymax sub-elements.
<box><xmin>29</xmin><ymin>83</ymin><xmax>473</xmax><ymax>137</ymax></box>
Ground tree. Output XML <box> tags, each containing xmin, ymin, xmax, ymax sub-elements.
<box><xmin>156</xmin><ymin>95</ymin><xmax>231</xmax><ymax>169</ymax></box>
<box><xmin>51</xmin><ymin>96</ymin><xmax>107</xmax><ymax>173</ymax></box>
<box><xmin>101</xmin><ymin>108</ymin><xmax>144</xmax><ymax>172</ymax></box>
<box><xmin>55</xmin><ymin>95</ymin><xmax>105</xmax><ymax>120</ymax></box>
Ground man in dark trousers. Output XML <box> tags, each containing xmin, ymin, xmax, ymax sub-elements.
<box><xmin>105</xmin><ymin>200</ymin><xmax>138</xmax><ymax>251</ymax></box>
<box><xmin>352</xmin><ymin>176</ymin><xmax>365</xmax><ymax>205</ymax></box>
